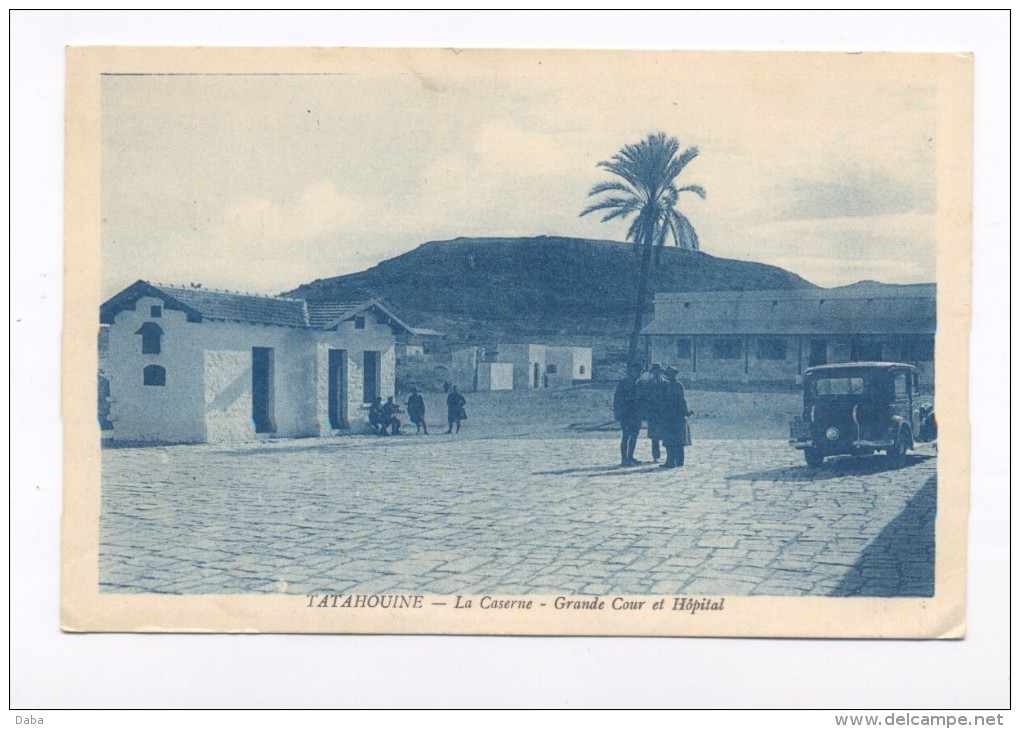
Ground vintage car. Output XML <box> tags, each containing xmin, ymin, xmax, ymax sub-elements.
<box><xmin>789</xmin><ymin>362</ymin><xmax>937</xmax><ymax>468</ymax></box>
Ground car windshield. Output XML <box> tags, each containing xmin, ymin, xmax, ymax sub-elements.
<box><xmin>813</xmin><ymin>376</ymin><xmax>866</xmax><ymax>396</ymax></box>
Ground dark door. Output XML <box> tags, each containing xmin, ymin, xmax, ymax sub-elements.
<box><xmin>328</xmin><ymin>349</ymin><xmax>348</xmax><ymax>429</ymax></box>
<box><xmin>533</xmin><ymin>362</ymin><xmax>540</xmax><ymax>388</ymax></box>
<box><xmin>809</xmin><ymin>339</ymin><xmax>827</xmax><ymax>367</ymax></box>
<box><xmin>851</xmin><ymin>339</ymin><xmax>882</xmax><ymax>362</ymax></box>
<box><xmin>252</xmin><ymin>347</ymin><xmax>275</xmax><ymax>433</ymax></box>
<box><xmin>363</xmin><ymin>351</ymin><xmax>380</xmax><ymax>403</ymax></box>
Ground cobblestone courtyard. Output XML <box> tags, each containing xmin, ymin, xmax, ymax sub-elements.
<box><xmin>100</xmin><ymin>436</ymin><xmax>936</xmax><ymax>597</ymax></box>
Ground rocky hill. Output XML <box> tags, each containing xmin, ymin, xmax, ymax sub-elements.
<box><xmin>286</xmin><ymin>236</ymin><xmax>818</xmax><ymax>341</ymax></box>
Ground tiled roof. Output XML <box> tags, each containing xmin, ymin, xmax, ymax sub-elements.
<box><xmin>642</xmin><ymin>285</ymin><xmax>936</xmax><ymax>336</ymax></box>
<box><xmin>409</xmin><ymin>327</ymin><xmax>444</xmax><ymax>337</ymax></box>
<box><xmin>306</xmin><ymin>302</ymin><xmax>364</xmax><ymax>328</ymax></box>
<box><xmin>151</xmin><ymin>284</ymin><xmax>310</xmax><ymax>328</ymax></box>
<box><xmin>307</xmin><ymin>299</ymin><xmax>416</xmax><ymax>334</ymax></box>
<box><xmin>100</xmin><ymin>280</ymin><xmax>418</xmax><ymax>334</ymax></box>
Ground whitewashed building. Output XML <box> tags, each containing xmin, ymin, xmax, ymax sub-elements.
<box><xmin>99</xmin><ymin>280</ymin><xmax>415</xmax><ymax>444</ymax></box>
<box><xmin>494</xmin><ymin>343</ymin><xmax>593</xmax><ymax>389</ymax></box>
<box><xmin>450</xmin><ymin>343</ymin><xmax>591</xmax><ymax>392</ymax></box>
<box><xmin>641</xmin><ymin>284</ymin><xmax>936</xmax><ymax>385</ymax></box>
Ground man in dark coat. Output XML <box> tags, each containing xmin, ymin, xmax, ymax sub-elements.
<box><xmin>659</xmin><ymin>366</ymin><xmax>692</xmax><ymax>468</ymax></box>
<box><xmin>445</xmin><ymin>385</ymin><xmax>467</xmax><ymax>434</ymax></box>
<box><xmin>614</xmin><ymin>362</ymin><xmax>643</xmax><ymax>466</ymax></box>
<box><xmin>406</xmin><ymin>387</ymin><xmax>427</xmax><ymax>435</ymax></box>
<box><xmin>368</xmin><ymin>396</ymin><xmax>385</xmax><ymax>435</ymax></box>
<box><xmin>640</xmin><ymin>363</ymin><xmax>665</xmax><ymax>462</ymax></box>
<box><xmin>381</xmin><ymin>396</ymin><xmax>402</xmax><ymax>435</ymax></box>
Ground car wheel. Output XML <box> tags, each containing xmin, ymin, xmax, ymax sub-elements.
<box><xmin>885</xmin><ymin>429</ymin><xmax>908</xmax><ymax>467</ymax></box>
<box><xmin>804</xmin><ymin>448</ymin><xmax>825</xmax><ymax>468</ymax></box>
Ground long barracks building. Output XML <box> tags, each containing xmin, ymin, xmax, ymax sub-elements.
<box><xmin>640</xmin><ymin>283</ymin><xmax>936</xmax><ymax>386</ymax></box>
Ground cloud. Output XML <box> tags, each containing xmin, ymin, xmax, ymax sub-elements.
<box><xmin>778</xmin><ymin>166</ymin><xmax>936</xmax><ymax>220</ymax></box>
<box><xmin>218</xmin><ymin>181</ymin><xmax>365</xmax><ymax>245</ymax></box>
<box><xmin>771</xmin><ymin>256</ymin><xmax>934</xmax><ymax>288</ymax></box>
<box><xmin>728</xmin><ymin>212</ymin><xmax>936</xmax><ymax>285</ymax></box>
<box><xmin>471</xmin><ymin>121</ymin><xmax>567</xmax><ymax>176</ymax></box>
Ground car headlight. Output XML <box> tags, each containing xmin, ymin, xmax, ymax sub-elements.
<box><xmin>825</xmin><ymin>427</ymin><xmax>840</xmax><ymax>441</ymax></box>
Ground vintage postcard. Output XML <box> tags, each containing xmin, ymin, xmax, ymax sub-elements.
<box><xmin>62</xmin><ymin>47</ymin><xmax>972</xmax><ymax>636</ymax></box>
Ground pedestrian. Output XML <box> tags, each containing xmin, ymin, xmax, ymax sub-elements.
<box><xmin>406</xmin><ymin>387</ymin><xmax>428</xmax><ymax>435</ymax></box>
<box><xmin>613</xmin><ymin>362</ymin><xmax>643</xmax><ymax>466</ymax></box>
<box><xmin>368</xmin><ymin>397</ymin><xmax>386</xmax><ymax>435</ymax></box>
<box><xmin>445</xmin><ymin>385</ymin><xmax>467</xmax><ymax>434</ymax></box>
<box><xmin>380</xmin><ymin>396</ymin><xmax>402</xmax><ymax>435</ymax></box>
<box><xmin>640</xmin><ymin>363</ymin><xmax>665</xmax><ymax>462</ymax></box>
<box><xmin>659</xmin><ymin>366</ymin><xmax>692</xmax><ymax>469</ymax></box>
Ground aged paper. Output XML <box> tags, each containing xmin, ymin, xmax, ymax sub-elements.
<box><xmin>62</xmin><ymin>46</ymin><xmax>972</xmax><ymax>636</ymax></box>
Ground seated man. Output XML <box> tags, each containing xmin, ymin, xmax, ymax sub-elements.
<box><xmin>368</xmin><ymin>397</ymin><xmax>385</xmax><ymax>435</ymax></box>
<box><xmin>380</xmin><ymin>396</ymin><xmax>402</xmax><ymax>436</ymax></box>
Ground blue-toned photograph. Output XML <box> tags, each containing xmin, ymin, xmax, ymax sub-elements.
<box><xmin>94</xmin><ymin>50</ymin><xmax>950</xmax><ymax>603</ymax></box>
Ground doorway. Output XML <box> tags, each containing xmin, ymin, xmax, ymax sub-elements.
<box><xmin>533</xmin><ymin>362</ymin><xmax>540</xmax><ymax>388</ymax></box>
<box><xmin>808</xmin><ymin>340</ymin><xmax>828</xmax><ymax>367</ymax></box>
<box><xmin>328</xmin><ymin>349</ymin><xmax>348</xmax><ymax>429</ymax></box>
<box><xmin>252</xmin><ymin>347</ymin><xmax>275</xmax><ymax>433</ymax></box>
<box><xmin>850</xmin><ymin>339</ymin><xmax>882</xmax><ymax>362</ymax></box>
<box><xmin>363</xmin><ymin>351</ymin><xmax>380</xmax><ymax>403</ymax></box>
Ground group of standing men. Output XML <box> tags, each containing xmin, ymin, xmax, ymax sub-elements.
<box><xmin>368</xmin><ymin>385</ymin><xmax>468</xmax><ymax>436</ymax></box>
<box><xmin>613</xmin><ymin>362</ymin><xmax>692</xmax><ymax>469</ymax></box>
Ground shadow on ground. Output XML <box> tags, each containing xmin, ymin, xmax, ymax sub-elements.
<box><xmin>726</xmin><ymin>453</ymin><xmax>934</xmax><ymax>483</ymax></box>
<box><xmin>830</xmin><ymin>475</ymin><xmax>936</xmax><ymax>597</ymax></box>
<box><xmin>532</xmin><ymin>464</ymin><xmax>626</xmax><ymax>476</ymax></box>
<box><xmin>207</xmin><ymin>437</ymin><xmax>406</xmax><ymax>457</ymax></box>
<box><xmin>533</xmin><ymin>463</ymin><xmax>680</xmax><ymax>477</ymax></box>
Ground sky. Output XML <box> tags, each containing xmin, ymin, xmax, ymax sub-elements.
<box><xmin>100</xmin><ymin>50</ymin><xmax>944</xmax><ymax>298</ymax></box>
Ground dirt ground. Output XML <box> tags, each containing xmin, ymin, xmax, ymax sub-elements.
<box><xmin>389</xmin><ymin>384</ymin><xmax>802</xmax><ymax>441</ymax></box>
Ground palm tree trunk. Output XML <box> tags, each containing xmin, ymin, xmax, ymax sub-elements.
<box><xmin>628</xmin><ymin>237</ymin><xmax>654</xmax><ymax>363</ymax></box>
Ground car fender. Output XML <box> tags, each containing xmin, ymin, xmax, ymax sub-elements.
<box><xmin>889</xmin><ymin>415</ymin><xmax>913</xmax><ymax>446</ymax></box>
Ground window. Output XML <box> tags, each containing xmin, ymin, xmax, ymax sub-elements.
<box><xmin>546</xmin><ymin>364</ymin><xmax>558</xmax><ymax>374</ymax></box>
<box><xmin>712</xmin><ymin>339</ymin><xmax>742</xmax><ymax>359</ymax></box>
<box><xmin>354</xmin><ymin>316</ymin><xmax>366</xmax><ymax>330</ymax></box>
<box><xmin>143</xmin><ymin>365</ymin><xmax>166</xmax><ymax>386</ymax></box>
<box><xmin>579</xmin><ymin>365</ymin><xmax>586</xmax><ymax>375</ymax></box>
<box><xmin>894</xmin><ymin>372</ymin><xmax>908</xmax><ymax>398</ymax></box>
<box><xmin>150</xmin><ymin>305</ymin><xmax>162</xmax><ymax>318</ymax></box>
<box><xmin>135</xmin><ymin>322</ymin><xmax>163</xmax><ymax>354</ymax></box>
<box><xmin>676</xmin><ymin>338</ymin><xmax>692</xmax><ymax>359</ymax></box>
<box><xmin>814</xmin><ymin>376</ymin><xmax>865</xmax><ymax>396</ymax></box>
<box><xmin>757</xmin><ymin>338</ymin><xmax>787</xmax><ymax>360</ymax></box>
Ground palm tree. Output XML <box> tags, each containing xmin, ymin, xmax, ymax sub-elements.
<box><xmin>580</xmin><ymin>132</ymin><xmax>705</xmax><ymax>363</ymax></box>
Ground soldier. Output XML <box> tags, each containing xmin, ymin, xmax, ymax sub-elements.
<box><xmin>368</xmin><ymin>397</ymin><xmax>385</xmax><ymax>435</ymax></box>
<box><xmin>406</xmin><ymin>387</ymin><xmax>428</xmax><ymax>435</ymax></box>
<box><xmin>445</xmin><ymin>385</ymin><xmax>467</xmax><ymax>434</ymax></box>
<box><xmin>613</xmin><ymin>362</ymin><xmax>643</xmax><ymax>467</ymax></box>
<box><xmin>381</xmin><ymin>396</ymin><xmax>402</xmax><ymax>435</ymax></box>
<box><xmin>659</xmin><ymin>366</ymin><xmax>692</xmax><ymax>468</ymax></box>
<box><xmin>640</xmin><ymin>363</ymin><xmax>665</xmax><ymax>462</ymax></box>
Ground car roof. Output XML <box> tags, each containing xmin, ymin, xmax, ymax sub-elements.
<box><xmin>805</xmin><ymin>361</ymin><xmax>918</xmax><ymax>375</ymax></box>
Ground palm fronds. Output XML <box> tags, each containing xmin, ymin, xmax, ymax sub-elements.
<box><xmin>579</xmin><ymin>132</ymin><xmax>706</xmax><ymax>362</ymax></box>
<box><xmin>580</xmin><ymin>132</ymin><xmax>704</xmax><ymax>251</ymax></box>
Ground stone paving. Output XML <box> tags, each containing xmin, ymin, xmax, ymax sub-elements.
<box><xmin>99</xmin><ymin>436</ymin><xmax>937</xmax><ymax>597</ymax></box>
